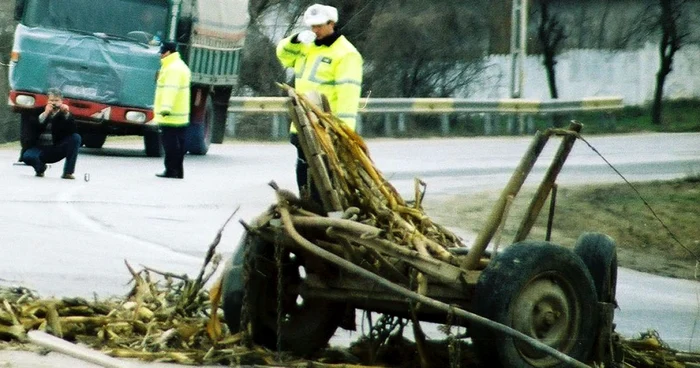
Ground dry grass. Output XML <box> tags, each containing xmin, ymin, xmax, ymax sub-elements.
<box><xmin>426</xmin><ymin>176</ymin><xmax>700</xmax><ymax>280</ymax></box>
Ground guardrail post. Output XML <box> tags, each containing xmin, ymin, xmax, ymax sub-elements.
<box><xmin>440</xmin><ymin>115</ymin><xmax>450</xmax><ymax>136</ymax></box>
<box><xmin>602</xmin><ymin>112</ymin><xmax>616</xmax><ymax>131</ymax></box>
<box><xmin>507</xmin><ymin>115</ymin><xmax>516</xmax><ymax>135</ymax></box>
<box><xmin>398</xmin><ymin>113</ymin><xmax>407</xmax><ymax>134</ymax></box>
<box><xmin>271</xmin><ymin>113</ymin><xmax>280</xmax><ymax>140</ymax></box>
<box><xmin>226</xmin><ymin>112</ymin><xmax>237</xmax><ymax>138</ymax></box>
<box><xmin>527</xmin><ymin>115</ymin><xmax>535</xmax><ymax>133</ymax></box>
<box><xmin>518</xmin><ymin>115</ymin><xmax>527</xmax><ymax>134</ymax></box>
<box><xmin>356</xmin><ymin>115</ymin><xmax>363</xmax><ymax>135</ymax></box>
<box><xmin>484</xmin><ymin>114</ymin><xmax>492</xmax><ymax>136</ymax></box>
<box><xmin>384</xmin><ymin>114</ymin><xmax>393</xmax><ymax>136</ymax></box>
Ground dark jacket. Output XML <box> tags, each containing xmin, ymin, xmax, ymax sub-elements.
<box><xmin>23</xmin><ymin>111</ymin><xmax>77</xmax><ymax>148</ymax></box>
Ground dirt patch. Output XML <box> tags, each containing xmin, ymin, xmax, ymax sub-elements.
<box><xmin>425</xmin><ymin>176</ymin><xmax>700</xmax><ymax>280</ymax></box>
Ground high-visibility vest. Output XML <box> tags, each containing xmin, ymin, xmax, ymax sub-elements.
<box><xmin>154</xmin><ymin>52</ymin><xmax>191</xmax><ymax>127</ymax></box>
<box><xmin>277</xmin><ymin>34</ymin><xmax>363</xmax><ymax>133</ymax></box>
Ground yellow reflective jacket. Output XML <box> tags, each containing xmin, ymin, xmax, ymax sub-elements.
<box><xmin>154</xmin><ymin>52</ymin><xmax>191</xmax><ymax>127</ymax></box>
<box><xmin>277</xmin><ymin>33</ymin><xmax>363</xmax><ymax>133</ymax></box>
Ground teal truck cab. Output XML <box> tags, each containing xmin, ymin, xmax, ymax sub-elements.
<box><xmin>9</xmin><ymin>0</ymin><xmax>248</xmax><ymax>156</ymax></box>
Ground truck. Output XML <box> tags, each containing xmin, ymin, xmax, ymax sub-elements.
<box><xmin>9</xmin><ymin>0</ymin><xmax>248</xmax><ymax>157</ymax></box>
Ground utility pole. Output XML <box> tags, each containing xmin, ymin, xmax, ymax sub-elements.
<box><xmin>510</xmin><ymin>0</ymin><xmax>528</xmax><ymax>99</ymax></box>
<box><xmin>509</xmin><ymin>0</ymin><xmax>529</xmax><ymax>134</ymax></box>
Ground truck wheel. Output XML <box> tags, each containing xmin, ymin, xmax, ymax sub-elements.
<box><xmin>143</xmin><ymin>129</ymin><xmax>162</xmax><ymax>157</ymax></box>
<box><xmin>185</xmin><ymin>95</ymin><xmax>213</xmax><ymax>155</ymax></box>
<box><xmin>573</xmin><ymin>233</ymin><xmax>618</xmax><ymax>304</ymax></box>
<box><xmin>222</xmin><ymin>233</ymin><xmax>344</xmax><ymax>357</ymax></box>
<box><xmin>472</xmin><ymin>241</ymin><xmax>598</xmax><ymax>368</ymax></box>
<box><xmin>211</xmin><ymin>87</ymin><xmax>232</xmax><ymax>144</ymax></box>
<box><xmin>81</xmin><ymin>133</ymin><xmax>107</xmax><ymax>149</ymax></box>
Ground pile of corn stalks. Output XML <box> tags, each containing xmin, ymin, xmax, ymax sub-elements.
<box><xmin>280</xmin><ymin>85</ymin><xmax>466</xmax><ymax>264</ymax></box>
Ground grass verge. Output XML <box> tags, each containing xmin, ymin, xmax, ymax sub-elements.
<box><xmin>428</xmin><ymin>175</ymin><xmax>700</xmax><ymax>280</ymax></box>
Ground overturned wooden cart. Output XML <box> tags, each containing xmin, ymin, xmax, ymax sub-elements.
<box><xmin>221</xmin><ymin>89</ymin><xmax>619</xmax><ymax>368</ymax></box>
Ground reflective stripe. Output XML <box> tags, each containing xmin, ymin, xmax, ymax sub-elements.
<box><xmin>295</xmin><ymin>59</ymin><xmax>307</xmax><ymax>79</ymax></box>
<box><xmin>335</xmin><ymin>78</ymin><xmax>362</xmax><ymax>86</ymax></box>
<box><xmin>307</xmin><ymin>57</ymin><xmax>361</xmax><ymax>86</ymax></box>
<box><xmin>283</xmin><ymin>47</ymin><xmax>301</xmax><ymax>56</ymax></box>
<box><xmin>157</xmin><ymin>84</ymin><xmax>189</xmax><ymax>89</ymax></box>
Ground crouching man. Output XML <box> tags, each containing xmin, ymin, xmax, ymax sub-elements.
<box><xmin>21</xmin><ymin>87</ymin><xmax>81</xmax><ymax>179</ymax></box>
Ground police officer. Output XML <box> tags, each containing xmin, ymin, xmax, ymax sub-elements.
<box><xmin>276</xmin><ymin>3</ymin><xmax>364</xmax><ymax>202</ymax></box>
<box><xmin>154</xmin><ymin>41</ymin><xmax>191</xmax><ymax>179</ymax></box>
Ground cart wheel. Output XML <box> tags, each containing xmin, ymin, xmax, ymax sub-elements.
<box><xmin>222</xmin><ymin>233</ymin><xmax>344</xmax><ymax>357</ymax></box>
<box><xmin>472</xmin><ymin>241</ymin><xmax>598</xmax><ymax>368</ymax></box>
<box><xmin>574</xmin><ymin>232</ymin><xmax>618</xmax><ymax>304</ymax></box>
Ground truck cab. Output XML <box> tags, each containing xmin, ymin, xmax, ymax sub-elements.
<box><xmin>9</xmin><ymin>0</ymin><xmax>248</xmax><ymax>157</ymax></box>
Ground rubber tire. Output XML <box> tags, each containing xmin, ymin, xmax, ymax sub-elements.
<box><xmin>573</xmin><ymin>233</ymin><xmax>618</xmax><ymax>304</ymax></box>
<box><xmin>82</xmin><ymin>133</ymin><xmax>107</xmax><ymax>149</ymax></box>
<box><xmin>222</xmin><ymin>233</ymin><xmax>344</xmax><ymax>357</ymax></box>
<box><xmin>143</xmin><ymin>129</ymin><xmax>163</xmax><ymax>157</ymax></box>
<box><xmin>185</xmin><ymin>95</ymin><xmax>213</xmax><ymax>155</ymax></box>
<box><xmin>472</xmin><ymin>241</ymin><xmax>598</xmax><ymax>368</ymax></box>
<box><xmin>211</xmin><ymin>86</ymin><xmax>232</xmax><ymax>144</ymax></box>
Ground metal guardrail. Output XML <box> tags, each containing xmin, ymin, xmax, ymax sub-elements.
<box><xmin>227</xmin><ymin>96</ymin><xmax>624</xmax><ymax>138</ymax></box>
<box><xmin>228</xmin><ymin>96</ymin><xmax>623</xmax><ymax>114</ymax></box>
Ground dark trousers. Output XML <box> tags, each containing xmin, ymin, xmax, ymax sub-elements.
<box><xmin>160</xmin><ymin>126</ymin><xmax>186</xmax><ymax>177</ymax></box>
<box><xmin>22</xmin><ymin>133</ymin><xmax>81</xmax><ymax>175</ymax></box>
<box><xmin>290</xmin><ymin>133</ymin><xmax>322</xmax><ymax>205</ymax></box>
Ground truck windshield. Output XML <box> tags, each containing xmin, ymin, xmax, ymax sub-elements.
<box><xmin>22</xmin><ymin>0</ymin><xmax>169</xmax><ymax>41</ymax></box>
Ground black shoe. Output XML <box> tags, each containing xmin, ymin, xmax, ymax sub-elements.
<box><xmin>35</xmin><ymin>162</ymin><xmax>47</xmax><ymax>177</ymax></box>
<box><xmin>156</xmin><ymin>171</ymin><xmax>183</xmax><ymax>179</ymax></box>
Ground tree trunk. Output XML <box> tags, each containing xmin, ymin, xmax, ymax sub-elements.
<box><xmin>651</xmin><ymin>63</ymin><xmax>669</xmax><ymax>126</ymax></box>
<box><xmin>537</xmin><ymin>1</ymin><xmax>566</xmax><ymax>127</ymax></box>
<box><xmin>543</xmin><ymin>55</ymin><xmax>559</xmax><ymax>99</ymax></box>
<box><xmin>652</xmin><ymin>0</ymin><xmax>686</xmax><ymax>125</ymax></box>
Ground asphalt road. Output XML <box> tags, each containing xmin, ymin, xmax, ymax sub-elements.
<box><xmin>1</xmin><ymin>132</ymin><xmax>699</xmax><ymax>366</ymax></box>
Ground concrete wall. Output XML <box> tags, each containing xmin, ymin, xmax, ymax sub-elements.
<box><xmin>471</xmin><ymin>43</ymin><xmax>700</xmax><ymax>105</ymax></box>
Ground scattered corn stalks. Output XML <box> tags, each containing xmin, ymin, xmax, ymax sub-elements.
<box><xmin>0</xmin><ymin>209</ymin><xmax>284</xmax><ymax>365</ymax></box>
<box><xmin>618</xmin><ymin>330</ymin><xmax>700</xmax><ymax>368</ymax></box>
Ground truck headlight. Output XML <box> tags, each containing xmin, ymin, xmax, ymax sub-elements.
<box><xmin>125</xmin><ymin>111</ymin><xmax>147</xmax><ymax>123</ymax></box>
<box><xmin>15</xmin><ymin>95</ymin><xmax>36</xmax><ymax>107</ymax></box>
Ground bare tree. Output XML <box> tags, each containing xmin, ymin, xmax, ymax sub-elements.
<box><xmin>237</xmin><ymin>26</ymin><xmax>286</xmax><ymax>96</ymax></box>
<box><xmin>651</xmin><ymin>0</ymin><xmax>690</xmax><ymax>125</ymax></box>
<box><xmin>362</xmin><ymin>1</ymin><xmax>488</xmax><ymax>98</ymax></box>
<box><xmin>535</xmin><ymin>0</ymin><xmax>567</xmax><ymax>99</ymax></box>
<box><xmin>488</xmin><ymin>0</ymin><xmax>512</xmax><ymax>54</ymax></box>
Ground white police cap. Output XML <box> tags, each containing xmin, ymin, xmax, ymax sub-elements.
<box><xmin>303</xmin><ymin>4</ymin><xmax>338</xmax><ymax>26</ymax></box>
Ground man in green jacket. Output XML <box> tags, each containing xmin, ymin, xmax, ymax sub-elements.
<box><xmin>154</xmin><ymin>41</ymin><xmax>191</xmax><ymax>179</ymax></box>
<box><xmin>276</xmin><ymin>3</ymin><xmax>364</xmax><ymax>203</ymax></box>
